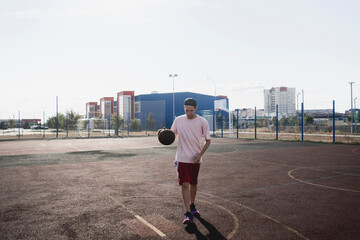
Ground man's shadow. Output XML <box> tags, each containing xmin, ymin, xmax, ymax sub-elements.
<box><xmin>185</xmin><ymin>215</ymin><xmax>226</xmax><ymax>240</ymax></box>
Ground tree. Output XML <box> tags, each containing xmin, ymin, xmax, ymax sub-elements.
<box><xmin>232</xmin><ymin>112</ymin><xmax>237</xmax><ymax>128</ymax></box>
<box><xmin>93</xmin><ymin>118</ymin><xmax>105</xmax><ymax>129</ymax></box>
<box><xmin>217</xmin><ymin>113</ymin><xmax>222</xmax><ymax>128</ymax></box>
<box><xmin>272</xmin><ymin>116</ymin><xmax>277</xmax><ymax>125</ymax></box>
<box><xmin>111</xmin><ymin>113</ymin><xmax>124</xmax><ymax>129</ymax></box>
<box><xmin>23</xmin><ymin>120</ymin><xmax>30</xmax><ymax>129</ymax></box>
<box><xmin>66</xmin><ymin>109</ymin><xmax>82</xmax><ymax>130</ymax></box>
<box><xmin>0</xmin><ymin>121</ymin><xmax>8</xmax><ymax>129</ymax></box>
<box><xmin>305</xmin><ymin>114</ymin><xmax>314</xmax><ymax>125</ymax></box>
<box><xmin>8</xmin><ymin>119</ymin><xmax>15</xmax><ymax>128</ymax></box>
<box><xmin>130</xmin><ymin>118</ymin><xmax>141</xmax><ymax>131</ymax></box>
<box><xmin>47</xmin><ymin>113</ymin><xmax>66</xmax><ymax>129</ymax></box>
<box><xmin>45</xmin><ymin>110</ymin><xmax>82</xmax><ymax>130</ymax></box>
<box><xmin>280</xmin><ymin>117</ymin><xmax>289</xmax><ymax>126</ymax></box>
<box><xmin>257</xmin><ymin>119</ymin><xmax>266</xmax><ymax>127</ymax></box>
<box><xmin>147</xmin><ymin>113</ymin><xmax>156</xmax><ymax>130</ymax></box>
<box><xmin>221</xmin><ymin>115</ymin><xmax>226</xmax><ymax>129</ymax></box>
<box><xmin>289</xmin><ymin>116</ymin><xmax>298</xmax><ymax>126</ymax></box>
<box><xmin>264</xmin><ymin>118</ymin><xmax>269</xmax><ymax>127</ymax></box>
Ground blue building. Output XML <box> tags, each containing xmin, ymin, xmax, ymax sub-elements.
<box><xmin>135</xmin><ymin>92</ymin><xmax>229</xmax><ymax>130</ymax></box>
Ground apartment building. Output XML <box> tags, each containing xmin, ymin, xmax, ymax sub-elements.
<box><xmin>264</xmin><ymin>87</ymin><xmax>296</xmax><ymax>117</ymax></box>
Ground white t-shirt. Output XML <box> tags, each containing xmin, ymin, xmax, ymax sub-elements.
<box><xmin>171</xmin><ymin>114</ymin><xmax>211</xmax><ymax>163</ymax></box>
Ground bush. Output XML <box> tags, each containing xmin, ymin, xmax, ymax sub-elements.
<box><xmin>46</xmin><ymin>109</ymin><xmax>82</xmax><ymax>130</ymax></box>
<box><xmin>0</xmin><ymin>121</ymin><xmax>8</xmax><ymax>129</ymax></box>
<box><xmin>147</xmin><ymin>113</ymin><xmax>156</xmax><ymax>130</ymax></box>
<box><xmin>23</xmin><ymin>121</ymin><xmax>30</xmax><ymax>129</ymax></box>
<box><xmin>47</xmin><ymin>114</ymin><xmax>66</xmax><ymax>129</ymax></box>
<box><xmin>8</xmin><ymin>119</ymin><xmax>15</xmax><ymax>128</ymax></box>
<box><xmin>130</xmin><ymin>118</ymin><xmax>141</xmax><ymax>131</ymax></box>
<box><xmin>111</xmin><ymin>114</ymin><xmax>124</xmax><ymax>129</ymax></box>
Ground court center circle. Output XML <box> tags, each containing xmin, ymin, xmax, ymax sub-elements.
<box><xmin>288</xmin><ymin>167</ymin><xmax>360</xmax><ymax>193</ymax></box>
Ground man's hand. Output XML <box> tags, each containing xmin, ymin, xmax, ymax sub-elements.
<box><xmin>157</xmin><ymin>127</ymin><xmax>166</xmax><ymax>136</ymax></box>
<box><xmin>193</xmin><ymin>139</ymin><xmax>211</xmax><ymax>164</ymax></box>
<box><xmin>194</xmin><ymin>154</ymin><xmax>201</xmax><ymax>164</ymax></box>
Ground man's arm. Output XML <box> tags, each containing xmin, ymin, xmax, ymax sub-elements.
<box><xmin>194</xmin><ymin>139</ymin><xmax>211</xmax><ymax>164</ymax></box>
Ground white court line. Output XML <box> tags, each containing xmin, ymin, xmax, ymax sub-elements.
<box><xmin>65</xmin><ymin>143</ymin><xmax>84</xmax><ymax>152</ymax></box>
<box><xmin>108</xmin><ymin>195</ymin><xmax>166</xmax><ymax>238</ymax></box>
<box><xmin>288</xmin><ymin>168</ymin><xmax>360</xmax><ymax>193</ymax></box>
<box><xmin>107</xmin><ymin>161</ymin><xmax>307</xmax><ymax>240</ymax></box>
<box><xmin>88</xmin><ymin>163</ymin><xmax>166</xmax><ymax>239</ymax></box>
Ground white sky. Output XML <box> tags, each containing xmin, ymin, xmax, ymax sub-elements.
<box><xmin>1</xmin><ymin>0</ymin><xmax>359</xmax><ymax>119</ymax></box>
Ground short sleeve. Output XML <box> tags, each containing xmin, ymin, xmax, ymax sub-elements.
<box><xmin>171</xmin><ymin>118</ymin><xmax>177</xmax><ymax>135</ymax></box>
<box><xmin>202</xmin><ymin>119</ymin><xmax>211</xmax><ymax>140</ymax></box>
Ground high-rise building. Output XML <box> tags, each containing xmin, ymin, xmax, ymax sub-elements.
<box><xmin>264</xmin><ymin>87</ymin><xmax>296</xmax><ymax>117</ymax></box>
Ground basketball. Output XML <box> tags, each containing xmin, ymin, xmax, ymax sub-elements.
<box><xmin>157</xmin><ymin>129</ymin><xmax>175</xmax><ymax>145</ymax></box>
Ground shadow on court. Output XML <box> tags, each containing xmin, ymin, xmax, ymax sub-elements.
<box><xmin>185</xmin><ymin>216</ymin><xmax>227</xmax><ymax>240</ymax></box>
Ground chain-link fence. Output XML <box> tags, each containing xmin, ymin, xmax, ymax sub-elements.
<box><xmin>226</xmin><ymin>102</ymin><xmax>360</xmax><ymax>144</ymax></box>
<box><xmin>0</xmin><ymin>111</ymin><xmax>163</xmax><ymax>140</ymax></box>
<box><xmin>1</xmin><ymin>101</ymin><xmax>359</xmax><ymax>144</ymax></box>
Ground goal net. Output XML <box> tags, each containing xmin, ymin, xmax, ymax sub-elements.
<box><xmin>77</xmin><ymin>118</ymin><xmax>110</xmax><ymax>137</ymax></box>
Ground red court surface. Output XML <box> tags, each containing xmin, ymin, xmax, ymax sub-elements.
<box><xmin>0</xmin><ymin>137</ymin><xmax>359</xmax><ymax>240</ymax></box>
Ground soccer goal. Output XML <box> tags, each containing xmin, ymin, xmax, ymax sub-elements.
<box><xmin>77</xmin><ymin>118</ymin><xmax>110</xmax><ymax>137</ymax></box>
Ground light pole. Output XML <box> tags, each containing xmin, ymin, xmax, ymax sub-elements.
<box><xmin>268</xmin><ymin>94</ymin><xmax>270</xmax><ymax>127</ymax></box>
<box><xmin>297</xmin><ymin>92</ymin><xmax>301</xmax><ymax>112</ymax></box>
<box><xmin>169</xmin><ymin>74</ymin><xmax>178</xmax><ymax>122</ymax></box>
<box><xmin>349</xmin><ymin>82</ymin><xmax>354</xmax><ymax>133</ymax></box>
<box><xmin>302</xmin><ymin>89</ymin><xmax>304</xmax><ymax>103</ymax></box>
<box><xmin>355</xmin><ymin>97</ymin><xmax>358</xmax><ymax>110</ymax></box>
<box><xmin>355</xmin><ymin>96</ymin><xmax>358</xmax><ymax>132</ymax></box>
<box><xmin>207</xmin><ymin>77</ymin><xmax>216</xmax><ymax>136</ymax></box>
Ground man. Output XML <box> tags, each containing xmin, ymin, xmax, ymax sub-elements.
<box><xmin>171</xmin><ymin>98</ymin><xmax>211</xmax><ymax>224</ymax></box>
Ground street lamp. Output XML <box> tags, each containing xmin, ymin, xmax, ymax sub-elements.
<box><xmin>349</xmin><ymin>82</ymin><xmax>354</xmax><ymax>133</ymax></box>
<box><xmin>207</xmin><ymin>77</ymin><xmax>217</xmax><ymax>136</ymax></box>
<box><xmin>302</xmin><ymin>89</ymin><xmax>304</xmax><ymax>103</ymax></box>
<box><xmin>355</xmin><ymin>97</ymin><xmax>358</xmax><ymax>110</ymax></box>
<box><xmin>169</xmin><ymin>74</ymin><xmax>178</xmax><ymax>122</ymax></box>
<box><xmin>355</xmin><ymin>97</ymin><xmax>358</xmax><ymax>133</ymax></box>
<box><xmin>297</xmin><ymin>92</ymin><xmax>301</xmax><ymax>112</ymax></box>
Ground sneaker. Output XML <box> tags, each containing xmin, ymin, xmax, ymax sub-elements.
<box><xmin>183</xmin><ymin>211</ymin><xmax>194</xmax><ymax>224</ymax></box>
<box><xmin>190</xmin><ymin>203</ymin><xmax>200</xmax><ymax>216</ymax></box>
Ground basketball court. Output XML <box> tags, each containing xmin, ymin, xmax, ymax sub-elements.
<box><xmin>0</xmin><ymin>137</ymin><xmax>359</xmax><ymax>239</ymax></box>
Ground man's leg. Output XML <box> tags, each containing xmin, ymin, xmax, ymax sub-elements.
<box><xmin>181</xmin><ymin>182</ymin><xmax>194</xmax><ymax>224</ymax></box>
<box><xmin>181</xmin><ymin>182</ymin><xmax>191</xmax><ymax>212</ymax></box>
<box><xmin>190</xmin><ymin>184</ymin><xmax>197</xmax><ymax>204</ymax></box>
<box><xmin>178</xmin><ymin>163</ymin><xmax>195</xmax><ymax>224</ymax></box>
<box><xmin>189</xmin><ymin>163</ymin><xmax>200</xmax><ymax>216</ymax></box>
<box><xmin>190</xmin><ymin>184</ymin><xmax>200</xmax><ymax>216</ymax></box>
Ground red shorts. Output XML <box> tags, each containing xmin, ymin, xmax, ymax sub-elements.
<box><xmin>177</xmin><ymin>162</ymin><xmax>201</xmax><ymax>185</ymax></box>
